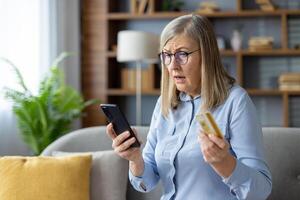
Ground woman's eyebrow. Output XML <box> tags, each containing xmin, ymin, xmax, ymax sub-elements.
<box><xmin>162</xmin><ymin>49</ymin><xmax>171</xmax><ymax>53</ymax></box>
<box><xmin>163</xmin><ymin>47</ymin><xmax>190</xmax><ymax>52</ymax></box>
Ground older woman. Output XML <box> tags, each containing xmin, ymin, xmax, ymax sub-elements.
<box><xmin>107</xmin><ymin>14</ymin><xmax>272</xmax><ymax>200</ymax></box>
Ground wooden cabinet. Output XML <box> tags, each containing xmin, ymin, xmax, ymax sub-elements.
<box><xmin>81</xmin><ymin>0</ymin><xmax>300</xmax><ymax>127</ymax></box>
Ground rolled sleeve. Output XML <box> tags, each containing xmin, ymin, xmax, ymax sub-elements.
<box><xmin>222</xmin><ymin>160</ymin><xmax>251</xmax><ymax>198</ymax></box>
<box><xmin>222</xmin><ymin>159</ymin><xmax>272</xmax><ymax>200</ymax></box>
<box><xmin>129</xmin><ymin>162</ymin><xmax>158</xmax><ymax>192</ymax></box>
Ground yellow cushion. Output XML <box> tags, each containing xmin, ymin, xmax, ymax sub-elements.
<box><xmin>0</xmin><ymin>155</ymin><xmax>92</xmax><ymax>200</ymax></box>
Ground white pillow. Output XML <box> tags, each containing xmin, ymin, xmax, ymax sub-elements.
<box><xmin>52</xmin><ymin>150</ymin><xmax>128</xmax><ymax>200</ymax></box>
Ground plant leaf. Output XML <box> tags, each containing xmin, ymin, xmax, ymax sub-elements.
<box><xmin>0</xmin><ymin>57</ymin><xmax>30</xmax><ymax>93</ymax></box>
<box><xmin>51</xmin><ymin>52</ymin><xmax>74</xmax><ymax>67</ymax></box>
<box><xmin>83</xmin><ymin>98</ymin><xmax>100</xmax><ymax>108</ymax></box>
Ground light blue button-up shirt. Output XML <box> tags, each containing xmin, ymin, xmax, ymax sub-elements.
<box><xmin>129</xmin><ymin>85</ymin><xmax>272</xmax><ymax>200</ymax></box>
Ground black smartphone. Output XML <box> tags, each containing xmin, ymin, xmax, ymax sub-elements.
<box><xmin>100</xmin><ymin>104</ymin><xmax>140</xmax><ymax>148</ymax></box>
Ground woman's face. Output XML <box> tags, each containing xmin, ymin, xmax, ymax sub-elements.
<box><xmin>163</xmin><ymin>34</ymin><xmax>202</xmax><ymax>97</ymax></box>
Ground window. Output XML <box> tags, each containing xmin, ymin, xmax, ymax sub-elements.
<box><xmin>0</xmin><ymin>0</ymin><xmax>50</xmax><ymax>155</ymax></box>
<box><xmin>0</xmin><ymin>0</ymin><xmax>49</xmax><ymax>109</ymax></box>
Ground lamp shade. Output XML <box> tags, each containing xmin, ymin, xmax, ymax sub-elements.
<box><xmin>117</xmin><ymin>30</ymin><xmax>159</xmax><ymax>63</ymax></box>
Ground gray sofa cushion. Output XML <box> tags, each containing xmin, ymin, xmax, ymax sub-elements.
<box><xmin>53</xmin><ymin>150</ymin><xmax>128</xmax><ymax>200</ymax></box>
<box><xmin>262</xmin><ymin>127</ymin><xmax>300</xmax><ymax>200</ymax></box>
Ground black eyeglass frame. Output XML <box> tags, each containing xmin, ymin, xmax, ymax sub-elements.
<box><xmin>158</xmin><ymin>49</ymin><xmax>201</xmax><ymax>66</ymax></box>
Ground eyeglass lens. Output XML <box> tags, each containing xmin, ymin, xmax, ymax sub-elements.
<box><xmin>160</xmin><ymin>52</ymin><xmax>188</xmax><ymax>65</ymax></box>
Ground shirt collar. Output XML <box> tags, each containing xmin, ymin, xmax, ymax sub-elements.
<box><xmin>179</xmin><ymin>92</ymin><xmax>201</xmax><ymax>102</ymax></box>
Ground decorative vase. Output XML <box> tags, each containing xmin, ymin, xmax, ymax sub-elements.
<box><xmin>230</xmin><ymin>30</ymin><xmax>242</xmax><ymax>52</ymax></box>
<box><xmin>216</xmin><ymin>36</ymin><xmax>225</xmax><ymax>50</ymax></box>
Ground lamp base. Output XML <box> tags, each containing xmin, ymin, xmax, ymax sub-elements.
<box><xmin>136</xmin><ymin>61</ymin><xmax>142</xmax><ymax>126</ymax></box>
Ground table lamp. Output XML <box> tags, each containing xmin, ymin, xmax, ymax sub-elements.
<box><xmin>117</xmin><ymin>30</ymin><xmax>159</xmax><ymax>125</ymax></box>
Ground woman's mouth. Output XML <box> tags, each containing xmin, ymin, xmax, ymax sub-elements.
<box><xmin>174</xmin><ymin>75</ymin><xmax>186</xmax><ymax>84</ymax></box>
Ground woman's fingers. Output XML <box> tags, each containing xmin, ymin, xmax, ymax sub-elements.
<box><xmin>112</xmin><ymin>131</ymin><xmax>131</xmax><ymax>149</ymax></box>
<box><xmin>115</xmin><ymin>137</ymin><xmax>136</xmax><ymax>153</ymax></box>
<box><xmin>208</xmin><ymin>134</ymin><xmax>227</xmax><ymax>149</ymax></box>
<box><xmin>199</xmin><ymin>133</ymin><xmax>227</xmax><ymax>150</ymax></box>
<box><xmin>119</xmin><ymin>147</ymin><xmax>135</xmax><ymax>158</ymax></box>
<box><xmin>106</xmin><ymin>123</ymin><xmax>117</xmax><ymax>139</ymax></box>
<box><xmin>199</xmin><ymin>134</ymin><xmax>218</xmax><ymax>154</ymax></box>
<box><xmin>198</xmin><ymin>132</ymin><xmax>229</xmax><ymax>163</ymax></box>
<box><xmin>108</xmin><ymin>125</ymin><xmax>142</xmax><ymax>151</ymax></box>
<box><xmin>106</xmin><ymin>124</ymin><xmax>142</xmax><ymax>162</ymax></box>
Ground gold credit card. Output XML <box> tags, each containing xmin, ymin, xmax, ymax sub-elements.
<box><xmin>196</xmin><ymin>112</ymin><xmax>223</xmax><ymax>138</ymax></box>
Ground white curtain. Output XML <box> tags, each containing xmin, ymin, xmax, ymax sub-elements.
<box><xmin>0</xmin><ymin>0</ymin><xmax>50</xmax><ymax>155</ymax></box>
<box><xmin>0</xmin><ymin>0</ymin><xmax>80</xmax><ymax>155</ymax></box>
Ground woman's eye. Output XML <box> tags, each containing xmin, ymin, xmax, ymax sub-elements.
<box><xmin>177</xmin><ymin>52</ymin><xmax>188</xmax><ymax>57</ymax></box>
<box><xmin>163</xmin><ymin>52</ymin><xmax>171</xmax><ymax>57</ymax></box>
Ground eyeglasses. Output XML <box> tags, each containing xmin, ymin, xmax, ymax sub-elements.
<box><xmin>159</xmin><ymin>49</ymin><xmax>200</xmax><ymax>66</ymax></box>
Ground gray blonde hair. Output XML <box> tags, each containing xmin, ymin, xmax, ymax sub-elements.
<box><xmin>160</xmin><ymin>14</ymin><xmax>235</xmax><ymax>117</ymax></box>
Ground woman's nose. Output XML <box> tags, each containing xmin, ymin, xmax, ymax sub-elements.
<box><xmin>168</xmin><ymin>57</ymin><xmax>180</xmax><ymax>70</ymax></box>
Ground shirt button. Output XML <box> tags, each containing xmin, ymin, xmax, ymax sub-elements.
<box><xmin>140</xmin><ymin>182</ymin><xmax>147</xmax><ymax>191</ymax></box>
<box><xmin>231</xmin><ymin>190</ymin><xmax>236</xmax><ymax>196</ymax></box>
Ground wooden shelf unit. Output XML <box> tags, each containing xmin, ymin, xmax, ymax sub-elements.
<box><xmin>81</xmin><ymin>0</ymin><xmax>300</xmax><ymax>127</ymax></box>
<box><xmin>107</xmin><ymin>10</ymin><xmax>300</xmax><ymax>20</ymax></box>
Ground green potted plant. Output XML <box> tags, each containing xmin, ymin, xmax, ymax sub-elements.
<box><xmin>2</xmin><ymin>53</ymin><xmax>98</xmax><ymax>155</ymax></box>
<box><xmin>162</xmin><ymin>0</ymin><xmax>184</xmax><ymax>12</ymax></box>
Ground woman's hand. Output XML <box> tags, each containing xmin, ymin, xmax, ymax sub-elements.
<box><xmin>106</xmin><ymin>123</ymin><xmax>144</xmax><ymax>176</ymax></box>
<box><xmin>106</xmin><ymin>123</ymin><xmax>142</xmax><ymax>162</ymax></box>
<box><xmin>198</xmin><ymin>133</ymin><xmax>236</xmax><ymax>178</ymax></box>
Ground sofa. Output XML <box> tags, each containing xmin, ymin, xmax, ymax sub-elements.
<box><xmin>42</xmin><ymin>126</ymin><xmax>300</xmax><ymax>200</ymax></box>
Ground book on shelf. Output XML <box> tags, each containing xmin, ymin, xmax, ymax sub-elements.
<box><xmin>248</xmin><ymin>36</ymin><xmax>273</xmax><ymax>51</ymax></box>
<box><xmin>130</xmin><ymin>0</ymin><xmax>154</xmax><ymax>14</ymax></box>
<box><xmin>279</xmin><ymin>73</ymin><xmax>300</xmax><ymax>83</ymax></box>
<box><xmin>197</xmin><ymin>1</ymin><xmax>220</xmax><ymax>13</ymax></box>
<box><xmin>147</xmin><ymin>0</ymin><xmax>155</xmax><ymax>13</ymax></box>
<box><xmin>279</xmin><ymin>83</ymin><xmax>300</xmax><ymax>91</ymax></box>
<box><xmin>278</xmin><ymin>73</ymin><xmax>300</xmax><ymax>91</ymax></box>
<box><xmin>121</xmin><ymin>64</ymin><xmax>155</xmax><ymax>91</ymax></box>
<box><xmin>138</xmin><ymin>0</ymin><xmax>148</xmax><ymax>14</ymax></box>
<box><xmin>130</xmin><ymin>0</ymin><xmax>137</xmax><ymax>14</ymax></box>
<box><xmin>255</xmin><ymin>0</ymin><xmax>276</xmax><ymax>11</ymax></box>
<box><xmin>260</xmin><ymin>4</ymin><xmax>275</xmax><ymax>11</ymax></box>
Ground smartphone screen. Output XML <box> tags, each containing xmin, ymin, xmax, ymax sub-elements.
<box><xmin>100</xmin><ymin>104</ymin><xmax>140</xmax><ymax>148</ymax></box>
